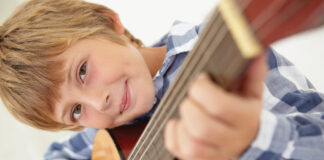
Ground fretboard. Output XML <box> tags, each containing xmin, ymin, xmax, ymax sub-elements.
<box><xmin>127</xmin><ymin>0</ymin><xmax>324</xmax><ymax>159</ymax></box>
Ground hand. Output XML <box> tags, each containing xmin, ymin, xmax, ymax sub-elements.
<box><xmin>164</xmin><ymin>54</ymin><xmax>268</xmax><ymax>160</ymax></box>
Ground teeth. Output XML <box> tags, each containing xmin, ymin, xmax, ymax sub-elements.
<box><xmin>121</xmin><ymin>80</ymin><xmax>128</xmax><ymax>114</ymax></box>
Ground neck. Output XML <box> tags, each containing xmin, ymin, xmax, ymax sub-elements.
<box><xmin>138</xmin><ymin>45</ymin><xmax>167</xmax><ymax>77</ymax></box>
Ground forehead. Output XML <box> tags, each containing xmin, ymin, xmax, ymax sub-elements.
<box><xmin>51</xmin><ymin>80</ymin><xmax>73</xmax><ymax>123</ymax></box>
<box><xmin>51</xmin><ymin>38</ymin><xmax>93</xmax><ymax>79</ymax></box>
<box><xmin>55</xmin><ymin>38</ymin><xmax>111</xmax><ymax>61</ymax></box>
<box><xmin>55</xmin><ymin>39</ymin><xmax>86</xmax><ymax>60</ymax></box>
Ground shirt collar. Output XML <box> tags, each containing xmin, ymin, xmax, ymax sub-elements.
<box><xmin>152</xmin><ymin>21</ymin><xmax>200</xmax><ymax>79</ymax></box>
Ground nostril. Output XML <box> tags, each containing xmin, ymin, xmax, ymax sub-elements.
<box><xmin>106</xmin><ymin>95</ymin><xmax>110</xmax><ymax>103</ymax></box>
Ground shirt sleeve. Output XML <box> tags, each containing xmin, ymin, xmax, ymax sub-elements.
<box><xmin>240</xmin><ymin>50</ymin><xmax>324</xmax><ymax>160</ymax></box>
<box><xmin>44</xmin><ymin>128</ymin><xmax>97</xmax><ymax>160</ymax></box>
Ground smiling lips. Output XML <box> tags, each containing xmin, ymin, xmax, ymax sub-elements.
<box><xmin>120</xmin><ymin>80</ymin><xmax>131</xmax><ymax>113</ymax></box>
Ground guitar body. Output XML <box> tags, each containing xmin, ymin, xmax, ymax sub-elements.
<box><xmin>91</xmin><ymin>129</ymin><xmax>121</xmax><ymax>160</ymax></box>
<box><xmin>92</xmin><ymin>121</ymin><xmax>147</xmax><ymax>160</ymax></box>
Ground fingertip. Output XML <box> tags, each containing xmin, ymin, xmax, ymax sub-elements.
<box><xmin>243</xmin><ymin>52</ymin><xmax>268</xmax><ymax>97</ymax></box>
<box><xmin>164</xmin><ymin>119</ymin><xmax>179</xmax><ymax>151</ymax></box>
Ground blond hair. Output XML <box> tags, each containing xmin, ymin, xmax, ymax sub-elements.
<box><xmin>0</xmin><ymin>0</ymin><xmax>143</xmax><ymax>131</ymax></box>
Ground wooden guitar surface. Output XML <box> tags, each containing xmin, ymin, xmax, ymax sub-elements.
<box><xmin>92</xmin><ymin>129</ymin><xmax>121</xmax><ymax>160</ymax></box>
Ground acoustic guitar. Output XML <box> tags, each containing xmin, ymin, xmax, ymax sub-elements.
<box><xmin>91</xmin><ymin>0</ymin><xmax>324</xmax><ymax>159</ymax></box>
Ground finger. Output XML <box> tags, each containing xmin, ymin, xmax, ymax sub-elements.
<box><xmin>165</xmin><ymin>119</ymin><xmax>227</xmax><ymax>160</ymax></box>
<box><xmin>179</xmin><ymin>97</ymin><xmax>235</xmax><ymax>147</ymax></box>
<box><xmin>241</xmin><ymin>53</ymin><xmax>268</xmax><ymax>98</ymax></box>
<box><xmin>164</xmin><ymin>119</ymin><xmax>181</xmax><ymax>156</ymax></box>
<box><xmin>188</xmin><ymin>73</ymin><xmax>244</xmax><ymax>124</ymax></box>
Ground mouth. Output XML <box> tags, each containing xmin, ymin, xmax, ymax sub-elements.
<box><xmin>120</xmin><ymin>80</ymin><xmax>131</xmax><ymax>113</ymax></box>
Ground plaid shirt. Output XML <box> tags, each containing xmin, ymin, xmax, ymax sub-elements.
<box><xmin>45</xmin><ymin>21</ymin><xmax>324</xmax><ymax>160</ymax></box>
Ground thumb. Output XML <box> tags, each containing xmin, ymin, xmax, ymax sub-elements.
<box><xmin>241</xmin><ymin>53</ymin><xmax>268</xmax><ymax>98</ymax></box>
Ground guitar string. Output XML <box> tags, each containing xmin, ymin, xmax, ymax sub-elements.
<box><xmin>149</xmin><ymin>19</ymin><xmax>241</xmax><ymax>160</ymax></box>
<box><xmin>129</xmin><ymin>15</ymin><xmax>218</xmax><ymax>159</ymax></box>
<box><xmin>128</xmin><ymin>0</ymin><xmax>249</xmax><ymax>159</ymax></box>
<box><xmin>127</xmin><ymin>8</ymin><xmax>223</xmax><ymax>159</ymax></box>
<box><xmin>133</xmin><ymin>9</ymin><xmax>229</xmax><ymax>160</ymax></box>
<box><xmin>128</xmin><ymin>0</ymin><xmax>255</xmax><ymax>159</ymax></box>
<box><xmin>141</xmin><ymin>19</ymin><xmax>224</xmax><ymax>160</ymax></box>
<box><xmin>132</xmin><ymin>19</ymin><xmax>223</xmax><ymax>159</ymax></box>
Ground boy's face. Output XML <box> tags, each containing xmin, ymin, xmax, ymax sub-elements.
<box><xmin>53</xmin><ymin>38</ymin><xmax>155</xmax><ymax>129</ymax></box>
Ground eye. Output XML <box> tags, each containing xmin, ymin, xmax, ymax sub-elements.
<box><xmin>79</xmin><ymin>62</ymin><xmax>87</xmax><ymax>82</ymax></box>
<box><xmin>71</xmin><ymin>104</ymin><xmax>82</xmax><ymax>121</ymax></box>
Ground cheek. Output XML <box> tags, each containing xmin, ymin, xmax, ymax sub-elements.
<box><xmin>80</xmin><ymin>108</ymin><xmax>114</xmax><ymax>128</ymax></box>
<box><xmin>87</xmin><ymin>62</ymin><xmax>99</xmax><ymax>84</ymax></box>
<box><xmin>92</xmin><ymin>60</ymin><xmax>126</xmax><ymax>84</ymax></box>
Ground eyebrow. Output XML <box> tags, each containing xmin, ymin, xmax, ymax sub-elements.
<box><xmin>58</xmin><ymin>60</ymin><xmax>73</xmax><ymax>123</ymax></box>
<box><xmin>68</xmin><ymin>52</ymin><xmax>79</xmax><ymax>84</ymax></box>
<box><xmin>60</xmin><ymin>104</ymin><xmax>70</xmax><ymax>123</ymax></box>
<box><xmin>68</xmin><ymin>59</ymin><xmax>73</xmax><ymax>84</ymax></box>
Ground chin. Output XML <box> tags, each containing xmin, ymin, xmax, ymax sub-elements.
<box><xmin>132</xmin><ymin>104</ymin><xmax>152</xmax><ymax>118</ymax></box>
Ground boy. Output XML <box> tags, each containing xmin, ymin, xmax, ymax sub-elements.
<box><xmin>0</xmin><ymin>0</ymin><xmax>323</xmax><ymax>160</ymax></box>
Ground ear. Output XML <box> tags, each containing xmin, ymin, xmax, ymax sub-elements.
<box><xmin>110</xmin><ymin>13</ymin><xmax>125</xmax><ymax>35</ymax></box>
<box><xmin>100</xmin><ymin>9</ymin><xmax>125</xmax><ymax>35</ymax></box>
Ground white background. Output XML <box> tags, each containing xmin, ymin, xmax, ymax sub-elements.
<box><xmin>0</xmin><ymin>0</ymin><xmax>323</xmax><ymax>159</ymax></box>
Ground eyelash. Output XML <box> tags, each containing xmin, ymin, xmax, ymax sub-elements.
<box><xmin>78</xmin><ymin>62</ymin><xmax>87</xmax><ymax>83</ymax></box>
<box><xmin>71</xmin><ymin>104</ymin><xmax>82</xmax><ymax>122</ymax></box>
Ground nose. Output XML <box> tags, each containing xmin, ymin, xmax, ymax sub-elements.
<box><xmin>82</xmin><ymin>88</ymin><xmax>110</xmax><ymax>112</ymax></box>
<box><xmin>105</xmin><ymin>95</ymin><xmax>110</xmax><ymax>104</ymax></box>
<box><xmin>103</xmin><ymin>95</ymin><xmax>110</xmax><ymax>110</ymax></box>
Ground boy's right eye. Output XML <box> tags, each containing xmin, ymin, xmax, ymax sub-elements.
<box><xmin>79</xmin><ymin>62</ymin><xmax>87</xmax><ymax>83</ymax></box>
<box><xmin>71</xmin><ymin>104</ymin><xmax>82</xmax><ymax>121</ymax></box>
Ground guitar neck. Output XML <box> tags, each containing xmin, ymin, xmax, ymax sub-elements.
<box><xmin>128</xmin><ymin>0</ymin><xmax>324</xmax><ymax>159</ymax></box>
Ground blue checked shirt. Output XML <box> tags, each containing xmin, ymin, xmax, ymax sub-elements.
<box><xmin>45</xmin><ymin>21</ymin><xmax>324</xmax><ymax>160</ymax></box>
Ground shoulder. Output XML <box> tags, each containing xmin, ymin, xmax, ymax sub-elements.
<box><xmin>45</xmin><ymin>128</ymin><xmax>98</xmax><ymax>159</ymax></box>
<box><xmin>153</xmin><ymin>21</ymin><xmax>205</xmax><ymax>47</ymax></box>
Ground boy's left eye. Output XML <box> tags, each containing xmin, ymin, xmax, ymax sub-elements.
<box><xmin>79</xmin><ymin>62</ymin><xmax>87</xmax><ymax>82</ymax></box>
<box><xmin>71</xmin><ymin>104</ymin><xmax>82</xmax><ymax>121</ymax></box>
